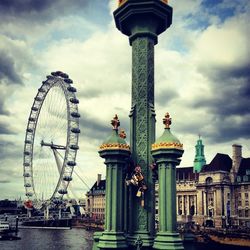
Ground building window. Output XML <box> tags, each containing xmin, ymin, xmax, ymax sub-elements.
<box><xmin>208</xmin><ymin>197</ymin><xmax>214</xmax><ymax>206</ymax></box>
<box><xmin>227</xmin><ymin>193</ymin><xmax>230</xmax><ymax>199</ymax></box>
<box><xmin>239</xmin><ymin>210</ymin><xmax>242</xmax><ymax>217</ymax></box>
<box><xmin>244</xmin><ymin>185</ymin><xmax>248</xmax><ymax>190</ymax></box>
<box><xmin>206</xmin><ymin>177</ymin><xmax>213</xmax><ymax>185</ymax></box>
<box><xmin>246</xmin><ymin>209</ymin><xmax>249</xmax><ymax>217</ymax></box>
<box><xmin>246</xmin><ymin>200</ymin><xmax>249</xmax><ymax>206</ymax></box>
<box><xmin>238</xmin><ymin>200</ymin><xmax>242</xmax><ymax>206</ymax></box>
<box><xmin>245</xmin><ymin>193</ymin><xmax>249</xmax><ymax>199</ymax></box>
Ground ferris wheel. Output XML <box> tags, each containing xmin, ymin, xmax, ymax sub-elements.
<box><xmin>23</xmin><ymin>71</ymin><xmax>80</xmax><ymax>207</ymax></box>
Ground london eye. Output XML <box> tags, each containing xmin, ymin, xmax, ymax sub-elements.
<box><xmin>23</xmin><ymin>71</ymin><xmax>80</xmax><ymax>208</ymax></box>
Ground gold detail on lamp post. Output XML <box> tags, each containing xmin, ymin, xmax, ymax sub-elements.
<box><xmin>163</xmin><ymin>112</ymin><xmax>172</xmax><ymax>129</ymax></box>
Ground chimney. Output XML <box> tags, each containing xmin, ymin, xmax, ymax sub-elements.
<box><xmin>97</xmin><ymin>174</ymin><xmax>102</xmax><ymax>187</ymax></box>
<box><xmin>232</xmin><ymin>144</ymin><xmax>242</xmax><ymax>175</ymax></box>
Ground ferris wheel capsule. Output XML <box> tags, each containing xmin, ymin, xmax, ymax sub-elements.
<box><xmin>70</xmin><ymin>98</ymin><xmax>79</xmax><ymax>104</ymax></box>
<box><xmin>71</xmin><ymin>112</ymin><xmax>80</xmax><ymax>118</ymax></box>
<box><xmin>67</xmin><ymin>86</ymin><xmax>77</xmax><ymax>92</ymax></box>
<box><xmin>67</xmin><ymin>161</ymin><xmax>76</xmax><ymax>167</ymax></box>
<box><xmin>58</xmin><ymin>189</ymin><xmax>68</xmax><ymax>195</ymax></box>
<box><xmin>63</xmin><ymin>176</ymin><xmax>72</xmax><ymax>182</ymax></box>
<box><xmin>70</xmin><ymin>145</ymin><xmax>79</xmax><ymax>150</ymax></box>
<box><xmin>64</xmin><ymin>78</ymin><xmax>73</xmax><ymax>84</ymax></box>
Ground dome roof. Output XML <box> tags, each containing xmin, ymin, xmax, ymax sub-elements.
<box><xmin>152</xmin><ymin>113</ymin><xmax>183</xmax><ymax>150</ymax></box>
<box><xmin>99</xmin><ymin>115</ymin><xmax>130</xmax><ymax>151</ymax></box>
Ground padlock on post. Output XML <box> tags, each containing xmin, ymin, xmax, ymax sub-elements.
<box><xmin>141</xmin><ymin>192</ymin><xmax>145</xmax><ymax>207</ymax></box>
<box><xmin>126</xmin><ymin>179</ymin><xmax>131</xmax><ymax>186</ymax></box>
<box><xmin>137</xmin><ymin>173</ymin><xmax>144</xmax><ymax>182</ymax></box>
<box><xmin>131</xmin><ymin>175</ymin><xmax>139</xmax><ymax>186</ymax></box>
<box><xmin>136</xmin><ymin>187</ymin><xmax>142</xmax><ymax>197</ymax></box>
<box><xmin>142</xmin><ymin>184</ymin><xmax>147</xmax><ymax>191</ymax></box>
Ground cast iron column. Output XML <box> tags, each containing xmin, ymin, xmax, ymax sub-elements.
<box><xmin>97</xmin><ymin>115</ymin><xmax>130</xmax><ymax>249</ymax></box>
<box><xmin>114</xmin><ymin>1</ymin><xmax>172</xmax><ymax>248</ymax></box>
<box><xmin>152</xmin><ymin>113</ymin><xmax>184</xmax><ymax>250</ymax></box>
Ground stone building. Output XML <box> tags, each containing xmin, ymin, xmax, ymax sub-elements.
<box><xmin>85</xmin><ymin>174</ymin><xmax>105</xmax><ymax>220</ymax></box>
<box><xmin>176</xmin><ymin>141</ymin><xmax>250</xmax><ymax>229</ymax></box>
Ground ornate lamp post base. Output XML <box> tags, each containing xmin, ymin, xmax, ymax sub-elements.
<box><xmin>98</xmin><ymin>232</ymin><xmax>128</xmax><ymax>249</ymax></box>
<box><xmin>127</xmin><ymin>232</ymin><xmax>154</xmax><ymax>248</ymax></box>
<box><xmin>153</xmin><ymin>232</ymin><xmax>184</xmax><ymax>250</ymax></box>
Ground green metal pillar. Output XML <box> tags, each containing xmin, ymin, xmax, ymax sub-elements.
<box><xmin>97</xmin><ymin>115</ymin><xmax>130</xmax><ymax>249</ymax></box>
<box><xmin>114</xmin><ymin>1</ymin><xmax>172</xmax><ymax>248</ymax></box>
<box><xmin>152</xmin><ymin>113</ymin><xmax>184</xmax><ymax>250</ymax></box>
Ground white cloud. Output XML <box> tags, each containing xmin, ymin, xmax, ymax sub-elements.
<box><xmin>0</xmin><ymin>0</ymin><xmax>249</xmax><ymax>199</ymax></box>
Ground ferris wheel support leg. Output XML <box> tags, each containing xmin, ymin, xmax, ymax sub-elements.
<box><xmin>59</xmin><ymin>208</ymin><xmax>62</xmax><ymax>219</ymax></box>
<box><xmin>27</xmin><ymin>209</ymin><xmax>32</xmax><ymax>218</ymax></box>
<box><xmin>45</xmin><ymin>206</ymin><xmax>49</xmax><ymax>220</ymax></box>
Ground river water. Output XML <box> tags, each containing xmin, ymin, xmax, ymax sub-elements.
<box><xmin>0</xmin><ymin>228</ymin><xmax>249</xmax><ymax>250</ymax></box>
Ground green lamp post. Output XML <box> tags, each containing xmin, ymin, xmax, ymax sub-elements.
<box><xmin>96</xmin><ymin>114</ymin><xmax>130</xmax><ymax>249</ymax></box>
<box><xmin>113</xmin><ymin>1</ymin><xmax>173</xmax><ymax>247</ymax></box>
<box><xmin>152</xmin><ymin>113</ymin><xmax>184</xmax><ymax>250</ymax></box>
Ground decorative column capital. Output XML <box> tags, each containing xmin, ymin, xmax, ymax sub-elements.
<box><xmin>99</xmin><ymin>114</ymin><xmax>130</xmax><ymax>159</ymax></box>
<box><xmin>114</xmin><ymin>0</ymin><xmax>173</xmax><ymax>45</ymax></box>
<box><xmin>152</xmin><ymin>112</ymin><xmax>183</xmax><ymax>162</ymax></box>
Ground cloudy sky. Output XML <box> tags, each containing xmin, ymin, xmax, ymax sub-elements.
<box><xmin>0</xmin><ymin>0</ymin><xmax>249</xmax><ymax>200</ymax></box>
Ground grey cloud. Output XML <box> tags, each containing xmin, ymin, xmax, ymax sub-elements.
<box><xmin>79</xmin><ymin>112</ymin><xmax>130</xmax><ymax>142</ymax></box>
<box><xmin>175</xmin><ymin>112</ymin><xmax>250</xmax><ymax>145</ymax></box>
<box><xmin>189</xmin><ymin>62</ymin><xmax>250</xmax><ymax>143</ymax></box>
<box><xmin>200</xmin><ymin>63</ymin><xmax>250</xmax><ymax>83</ymax></box>
<box><xmin>0</xmin><ymin>141</ymin><xmax>21</xmax><ymax>158</ymax></box>
<box><xmin>79</xmin><ymin>114</ymin><xmax>110</xmax><ymax>142</ymax></box>
<box><xmin>0</xmin><ymin>0</ymin><xmax>89</xmax><ymax>23</ymax></box>
<box><xmin>0</xmin><ymin>141</ymin><xmax>22</xmax><ymax>187</ymax></box>
<box><xmin>0</xmin><ymin>180</ymin><xmax>11</xmax><ymax>184</ymax></box>
<box><xmin>156</xmin><ymin>89</ymin><xmax>179</xmax><ymax>106</ymax></box>
<box><xmin>195</xmin><ymin>62</ymin><xmax>250</xmax><ymax>116</ymax></box>
<box><xmin>0</xmin><ymin>100</ymin><xmax>10</xmax><ymax>115</ymax></box>
<box><xmin>0</xmin><ymin>51</ymin><xmax>23</xmax><ymax>85</ymax></box>
<box><xmin>78</xmin><ymin>89</ymin><xmax>102</xmax><ymax>99</ymax></box>
<box><xmin>0</xmin><ymin>122</ymin><xmax>13</xmax><ymax>135</ymax></box>
<box><xmin>205</xmin><ymin>117</ymin><xmax>250</xmax><ymax>143</ymax></box>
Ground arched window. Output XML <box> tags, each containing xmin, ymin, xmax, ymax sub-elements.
<box><xmin>205</xmin><ymin>177</ymin><xmax>213</xmax><ymax>185</ymax></box>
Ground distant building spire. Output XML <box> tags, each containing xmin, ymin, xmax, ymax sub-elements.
<box><xmin>193</xmin><ymin>135</ymin><xmax>206</xmax><ymax>173</ymax></box>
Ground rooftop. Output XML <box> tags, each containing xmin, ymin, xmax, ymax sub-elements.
<box><xmin>201</xmin><ymin>153</ymin><xmax>232</xmax><ymax>173</ymax></box>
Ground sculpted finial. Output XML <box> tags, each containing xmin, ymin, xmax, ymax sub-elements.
<box><xmin>163</xmin><ymin>112</ymin><xmax>172</xmax><ymax>129</ymax></box>
<box><xmin>119</xmin><ymin>128</ymin><xmax>127</xmax><ymax>139</ymax></box>
<box><xmin>111</xmin><ymin>114</ymin><xmax>120</xmax><ymax>130</ymax></box>
<box><xmin>161</xmin><ymin>0</ymin><xmax>169</xmax><ymax>4</ymax></box>
<box><xmin>118</xmin><ymin>0</ymin><xmax>127</xmax><ymax>7</ymax></box>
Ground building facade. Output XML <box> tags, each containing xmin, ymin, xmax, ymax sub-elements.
<box><xmin>176</xmin><ymin>142</ymin><xmax>250</xmax><ymax>229</ymax></box>
<box><xmin>86</xmin><ymin>141</ymin><xmax>250</xmax><ymax>229</ymax></box>
<box><xmin>85</xmin><ymin>174</ymin><xmax>105</xmax><ymax>220</ymax></box>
